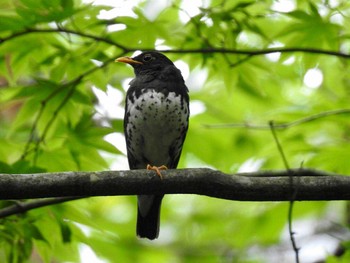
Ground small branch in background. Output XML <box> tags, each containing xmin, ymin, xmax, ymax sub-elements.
<box><xmin>1</xmin><ymin>28</ymin><xmax>350</xmax><ymax>59</ymax></box>
<box><xmin>287</xmin><ymin>198</ymin><xmax>300</xmax><ymax>263</ymax></box>
<box><xmin>204</xmin><ymin>109</ymin><xmax>350</xmax><ymax>130</ymax></box>
<box><xmin>21</xmin><ymin>102</ymin><xmax>45</xmax><ymax>160</ymax></box>
<box><xmin>269</xmin><ymin>121</ymin><xmax>300</xmax><ymax>263</ymax></box>
<box><xmin>228</xmin><ymin>54</ymin><xmax>254</xmax><ymax>67</ymax></box>
<box><xmin>269</xmin><ymin>121</ymin><xmax>290</xmax><ymax>170</ymax></box>
<box><xmin>0</xmin><ymin>28</ymin><xmax>129</xmax><ymax>52</ymax></box>
<box><xmin>33</xmin><ymin>83</ymin><xmax>78</xmax><ymax>164</ymax></box>
<box><xmin>0</xmin><ymin>197</ymin><xmax>82</xmax><ymax>219</ymax></box>
<box><xmin>161</xmin><ymin>47</ymin><xmax>350</xmax><ymax>59</ymax></box>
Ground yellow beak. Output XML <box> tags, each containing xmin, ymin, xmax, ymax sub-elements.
<box><xmin>115</xmin><ymin>57</ymin><xmax>143</xmax><ymax>65</ymax></box>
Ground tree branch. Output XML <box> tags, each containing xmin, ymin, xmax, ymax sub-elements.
<box><xmin>0</xmin><ymin>168</ymin><xmax>349</xmax><ymax>200</ymax></box>
<box><xmin>1</xmin><ymin>28</ymin><xmax>350</xmax><ymax>59</ymax></box>
<box><xmin>0</xmin><ymin>28</ymin><xmax>128</xmax><ymax>51</ymax></box>
<box><xmin>0</xmin><ymin>197</ymin><xmax>81</xmax><ymax>219</ymax></box>
<box><xmin>160</xmin><ymin>47</ymin><xmax>350</xmax><ymax>59</ymax></box>
<box><xmin>204</xmin><ymin>109</ymin><xmax>350</xmax><ymax>130</ymax></box>
<box><xmin>269</xmin><ymin>122</ymin><xmax>300</xmax><ymax>263</ymax></box>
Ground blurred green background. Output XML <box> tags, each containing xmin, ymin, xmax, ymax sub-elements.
<box><xmin>1</xmin><ymin>0</ymin><xmax>350</xmax><ymax>262</ymax></box>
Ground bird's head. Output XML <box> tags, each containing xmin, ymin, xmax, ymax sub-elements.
<box><xmin>116</xmin><ymin>52</ymin><xmax>175</xmax><ymax>75</ymax></box>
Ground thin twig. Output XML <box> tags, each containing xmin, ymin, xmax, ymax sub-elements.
<box><xmin>269</xmin><ymin>121</ymin><xmax>290</xmax><ymax>170</ymax></box>
<box><xmin>204</xmin><ymin>109</ymin><xmax>350</xmax><ymax>130</ymax></box>
<box><xmin>0</xmin><ymin>28</ymin><xmax>128</xmax><ymax>51</ymax></box>
<box><xmin>287</xmin><ymin>199</ymin><xmax>300</xmax><ymax>263</ymax></box>
<box><xmin>32</xmin><ymin>82</ymin><xmax>79</xmax><ymax>164</ymax></box>
<box><xmin>1</xmin><ymin>28</ymin><xmax>350</xmax><ymax>59</ymax></box>
<box><xmin>0</xmin><ymin>197</ymin><xmax>83</xmax><ymax>219</ymax></box>
<box><xmin>21</xmin><ymin>102</ymin><xmax>45</xmax><ymax>160</ymax></box>
<box><xmin>269</xmin><ymin>121</ymin><xmax>299</xmax><ymax>263</ymax></box>
<box><xmin>159</xmin><ymin>47</ymin><xmax>350</xmax><ymax>59</ymax></box>
<box><xmin>228</xmin><ymin>54</ymin><xmax>254</xmax><ymax>67</ymax></box>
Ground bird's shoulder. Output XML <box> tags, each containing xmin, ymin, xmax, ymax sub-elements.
<box><xmin>127</xmin><ymin>64</ymin><xmax>188</xmax><ymax>100</ymax></box>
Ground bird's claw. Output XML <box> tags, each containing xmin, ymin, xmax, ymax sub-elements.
<box><xmin>147</xmin><ymin>164</ymin><xmax>168</xmax><ymax>179</ymax></box>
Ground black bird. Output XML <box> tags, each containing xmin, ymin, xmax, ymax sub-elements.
<box><xmin>116</xmin><ymin>52</ymin><xmax>189</xmax><ymax>239</ymax></box>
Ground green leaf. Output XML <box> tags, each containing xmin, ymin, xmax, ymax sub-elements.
<box><xmin>0</xmin><ymin>16</ymin><xmax>27</xmax><ymax>31</ymax></box>
<box><xmin>60</xmin><ymin>0</ymin><xmax>74</xmax><ymax>10</ymax></box>
<box><xmin>0</xmin><ymin>161</ymin><xmax>12</xmax><ymax>173</ymax></box>
<box><xmin>25</xmin><ymin>224</ymin><xmax>48</xmax><ymax>243</ymax></box>
<box><xmin>58</xmin><ymin>221</ymin><xmax>72</xmax><ymax>243</ymax></box>
<box><xmin>110</xmin><ymin>119</ymin><xmax>124</xmax><ymax>133</ymax></box>
<box><xmin>286</xmin><ymin>10</ymin><xmax>313</xmax><ymax>21</ymax></box>
<box><xmin>308</xmin><ymin>1</ymin><xmax>321</xmax><ymax>18</ymax></box>
<box><xmin>11</xmin><ymin>160</ymin><xmax>47</xmax><ymax>173</ymax></box>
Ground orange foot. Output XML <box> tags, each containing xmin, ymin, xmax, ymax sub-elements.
<box><xmin>147</xmin><ymin>164</ymin><xmax>168</xmax><ymax>179</ymax></box>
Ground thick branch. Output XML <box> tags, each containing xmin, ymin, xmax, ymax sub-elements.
<box><xmin>0</xmin><ymin>168</ymin><xmax>349</xmax><ymax>201</ymax></box>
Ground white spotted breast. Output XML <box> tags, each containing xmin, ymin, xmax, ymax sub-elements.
<box><xmin>125</xmin><ymin>89</ymin><xmax>189</xmax><ymax>168</ymax></box>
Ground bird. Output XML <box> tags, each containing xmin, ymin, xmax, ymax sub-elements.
<box><xmin>116</xmin><ymin>51</ymin><xmax>190</xmax><ymax>240</ymax></box>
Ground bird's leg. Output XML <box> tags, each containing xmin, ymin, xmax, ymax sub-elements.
<box><xmin>147</xmin><ymin>164</ymin><xmax>168</xmax><ymax>179</ymax></box>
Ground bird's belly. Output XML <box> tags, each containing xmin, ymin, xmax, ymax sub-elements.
<box><xmin>126</xmin><ymin>90</ymin><xmax>188</xmax><ymax>167</ymax></box>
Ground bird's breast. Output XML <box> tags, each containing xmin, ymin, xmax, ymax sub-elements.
<box><xmin>126</xmin><ymin>89</ymin><xmax>189</xmax><ymax>167</ymax></box>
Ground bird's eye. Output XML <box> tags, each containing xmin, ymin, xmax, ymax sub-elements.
<box><xmin>143</xmin><ymin>54</ymin><xmax>153</xmax><ymax>62</ymax></box>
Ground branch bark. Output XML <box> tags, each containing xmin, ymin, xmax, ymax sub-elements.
<box><xmin>0</xmin><ymin>168</ymin><xmax>349</xmax><ymax>201</ymax></box>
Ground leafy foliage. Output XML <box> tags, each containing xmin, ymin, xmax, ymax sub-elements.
<box><xmin>1</xmin><ymin>0</ymin><xmax>350</xmax><ymax>262</ymax></box>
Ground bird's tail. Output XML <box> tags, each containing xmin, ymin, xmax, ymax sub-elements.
<box><xmin>137</xmin><ymin>195</ymin><xmax>164</xmax><ymax>240</ymax></box>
